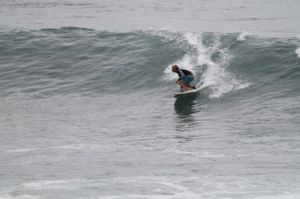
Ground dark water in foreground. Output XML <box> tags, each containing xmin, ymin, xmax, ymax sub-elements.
<box><xmin>1</xmin><ymin>0</ymin><xmax>300</xmax><ymax>198</ymax></box>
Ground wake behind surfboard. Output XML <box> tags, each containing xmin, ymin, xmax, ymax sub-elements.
<box><xmin>174</xmin><ymin>87</ymin><xmax>201</xmax><ymax>97</ymax></box>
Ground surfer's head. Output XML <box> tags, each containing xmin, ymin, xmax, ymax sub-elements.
<box><xmin>172</xmin><ymin>65</ymin><xmax>179</xmax><ymax>72</ymax></box>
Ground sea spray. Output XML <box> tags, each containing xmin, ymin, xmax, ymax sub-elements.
<box><xmin>163</xmin><ymin>31</ymin><xmax>250</xmax><ymax>98</ymax></box>
<box><xmin>237</xmin><ymin>31</ymin><xmax>250</xmax><ymax>41</ymax></box>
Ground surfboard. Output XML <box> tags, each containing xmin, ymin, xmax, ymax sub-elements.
<box><xmin>174</xmin><ymin>87</ymin><xmax>201</xmax><ymax>97</ymax></box>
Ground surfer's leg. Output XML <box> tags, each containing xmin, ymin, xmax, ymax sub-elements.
<box><xmin>183</xmin><ymin>84</ymin><xmax>194</xmax><ymax>91</ymax></box>
<box><xmin>178</xmin><ymin>81</ymin><xmax>193</xmax><ymax>91</ymax></box>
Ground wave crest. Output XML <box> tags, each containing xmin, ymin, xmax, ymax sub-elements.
<box><xmin>0</xmin><ymin>27</ymin><xmax>298</xmax><ymax>98</ymax></box>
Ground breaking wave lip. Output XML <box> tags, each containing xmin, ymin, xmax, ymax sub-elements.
<box><xmin>296</xmin><ymin>48</ymin><xmax>300</xmax><ymax>58</ymax></box>
<box><xmin>237</xmin><ymin>31</ymin><xmax>250</xmax><ymax>41</ymax></box>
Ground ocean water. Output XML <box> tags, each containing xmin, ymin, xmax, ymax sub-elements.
<box><xmin>1</xmin><ymin>0</ymin><xmax>300</xmax><ymax>199</ymax></box>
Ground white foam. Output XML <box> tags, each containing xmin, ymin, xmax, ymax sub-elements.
<box><xmin>192</xmin><ymin>34</ymin><xmax>249</xmax><ymax>98</ymax></box>
<box><xmin>23</xmin><ymin>179</ymin><xmax>95</xmax><ymax>190</ymax></box>
<box><xmin>254</xmin><ymin>193</ymin><xmax>300</xmax><ymax>199</ymax></box>
<box><xmin>237</xmin><ymin>31</ymin><xmax>249</xmax><ymax>41</ymax></box>
<box><xmin>184</xmin><ymin>32</ymin><xmax>216</xmax><ymax>67</ymax></box>
<box><xmin>4</xmin><ymin>144</ymin><xmax>106</xmax><ymax>154</ymax></box>
<box><xmin>51</xmin><ymin>144</ymin><xmax>84</xmax><ymax>150</ymax></box>
<box><xmin>174</xmin><ymin>149</ymin><xmax>226</xmax><ymax>158</ymax></box>
<box><xmin>100</xmin><ymin>192</ymin><xmax>199</xmax><ymax>199</ymax></box>
<box><xmin>159</xmin><ymin>31</ymin><xmax>250</xmax><ymax>97</ymax></box>
<box><xmin>5</xmin><ymin>145</ymin><xmax>84</xmax><ymax>153</ymax></box>
<box><xmin>295</xmin><ymin>48</ymin><xmax>300</xmax><ymax>58</ymax></box>
<box><xmin>0</xmin><ymin>194</ymin><xmax>41</xmax><ymax>199</ymax></box>
<box><xmin>100</xmin><ymin>179</ymin><xmax>200</xmax><ymax>199</ymax></box>
<box><xmin>5</xmin><ymin>148</ymin><xmax>38</xmax><ymax>153</ymax></box>
<box><xmin>22</xmin><ymin>177</ymin><xmax>201</xmax><ymax>199</ymax></box>
<box><xmin>201</xmin><ymin>61</ymin><xmax>250</xmax><ymax>98</ymax></box>
<box><xmin>23</xmin><ymin>176</ymin><xmax>285</xmax><ymax>199</ymax></box>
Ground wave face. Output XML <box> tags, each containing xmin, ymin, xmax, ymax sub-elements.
<box><xmin>0</xmin><ymin>27</ymin><xmax>299</xmax><ymax>98</ymax></box>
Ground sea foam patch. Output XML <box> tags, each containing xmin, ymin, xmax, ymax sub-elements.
<box><xmin>23</xmin><ymin>179</ymin><xmax>102</xmax><ymax>190</ymax></box>
<box><xmin>185</xmin><ymin>33</ymin><xmax>250</xmax><ymax>98</ymax></box>
<box><xmin>5</xmin><ymin>148</ymin><xmax>38</xmax><ymax>153</ymax></box>
<box><xmin>254</xmin><ymin>193</ymin><xmax>300</xmax><ymax>199</ymax></box>
<box><xmin>0</xmin><ymin>194</ymin><xmax>41</xmax><ymax>199</ymax></box>
<box><xmin>237</xmin><ymin>31</ymin><xmax>250</xmax><ymax>41</ymax></box>
<box><xmin>295</xmin><ymin>48</ymin><xmax>300</xmax><ymax>58</ymax></box>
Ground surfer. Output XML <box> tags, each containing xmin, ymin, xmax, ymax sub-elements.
<box><xmin>172</xmin><ymin>64</ymin><xmax>195</xmax><ymax>92</ymax></box>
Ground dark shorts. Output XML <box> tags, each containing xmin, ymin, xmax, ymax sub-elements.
<box><xmin>181</xmin><ymin>75</ymin><xmax>194</xmax><ymax>85</ymax></box>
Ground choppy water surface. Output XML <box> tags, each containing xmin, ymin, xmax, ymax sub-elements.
<box><xmin>0</xmin><ymin>1</ymin><xmax>300</xmax><ymax>199</ymax></box>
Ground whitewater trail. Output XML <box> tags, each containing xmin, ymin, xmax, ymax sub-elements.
<box><xmin>162</xmin><ymin>31</ymin><xmax>250</xmax><ymax>98</ymax></box>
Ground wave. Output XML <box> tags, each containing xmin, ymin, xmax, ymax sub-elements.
<box><xmin>0</xmin><ymin>27</ymin><xmax>299</xmax><ymax>98</ymax></box>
